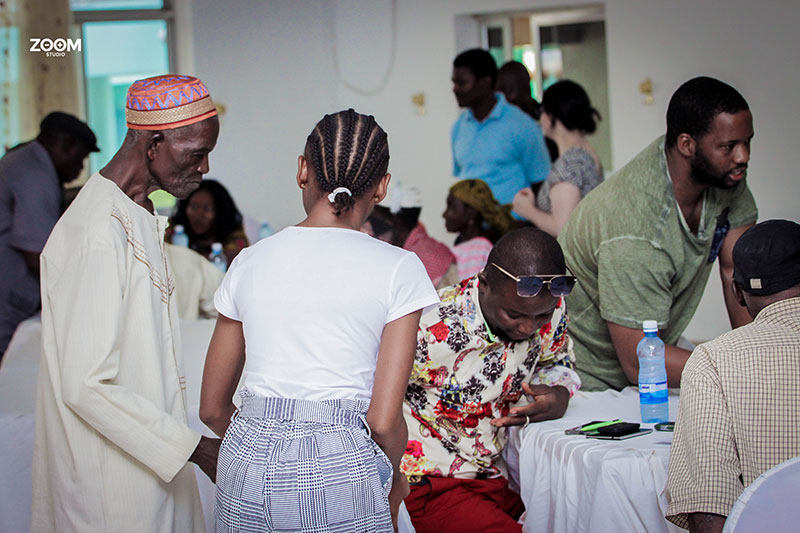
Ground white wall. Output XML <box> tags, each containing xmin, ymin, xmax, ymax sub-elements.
<box><xmin>190</xmin><ymin>0</ymin><xmax>799</xmax><ymax>341</ymax></box>
<box><xmin>192</xmin><ymin>0</ymin><xmax>339</xmax><ymax>228</ymax></box>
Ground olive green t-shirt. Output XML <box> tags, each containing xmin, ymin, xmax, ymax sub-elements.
<box><xmin>558</xmin><ymin>136</ymin><xmax>758</xmax><ymax>391</ymax></box>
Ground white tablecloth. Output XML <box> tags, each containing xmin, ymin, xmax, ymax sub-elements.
<box><xmin>505</xmin><ymin>387</ymin><xmax>683</xmax><ymax>533</ymax></box>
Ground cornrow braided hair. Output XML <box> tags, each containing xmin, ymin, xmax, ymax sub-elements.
<box><xmin>306</xmin><ymin>109</ymin><xmax>390</xmax><ymax>216</ymax></box>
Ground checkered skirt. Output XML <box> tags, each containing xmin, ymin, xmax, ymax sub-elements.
<box><xmin>215</xmin><ymin>392</ymin><xmax>394</xmax><ymax>532</ymax></box>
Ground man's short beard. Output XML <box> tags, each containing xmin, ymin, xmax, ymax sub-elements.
<box><xmin>690</xmin><ymin>148</ymin><xmax>740</xmax><ymax>190</ymax></box>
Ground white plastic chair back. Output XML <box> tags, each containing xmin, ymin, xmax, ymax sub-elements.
<box><xmin>723</xmin><ymin>455</ymin><xmax>800</xmax><ymax>532</ymax></box>
<box><xmin>398</xmin><ymin>501</ymin><xmax>416</xmax><ymax>533</ymax></box>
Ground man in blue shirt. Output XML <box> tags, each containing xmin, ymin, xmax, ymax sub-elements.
<box><xmin>451</xmin><ymin>49</ymin><xmax>550</xmax><ymax>206</ymax></box>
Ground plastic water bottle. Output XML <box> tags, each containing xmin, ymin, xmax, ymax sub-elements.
<box><xmin>637</xmin><ymin>320</ymin><xmax>668</xmax><ymax>423</ymax></box>
<box><xmin>209</xmin><ymin>242</ymin><xmax>227</xmax><ymax>273</ymax></box>
<box><xmin>171</xmin><ymin>224</ymin><xmax>189</xmax><ymax>247</ymax></box>
<box><xmin>258</xmin><ymin>220</ymin><xmax>273</xmax><ymax>241</ymax></box>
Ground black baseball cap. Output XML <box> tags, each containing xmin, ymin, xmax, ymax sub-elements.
<box><xmin>39</xmin><ymin>111</ymin><xmax>100</xmax><ymax>152</ymax></box>
<box><xmin>733</xmin><ymin>220</ymin><xmax>800</xmax><ymax>295</ymax></box>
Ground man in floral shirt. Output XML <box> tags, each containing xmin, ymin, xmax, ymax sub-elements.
<box><xmin>401</xmin><ymin>227</ymin><xmax>580</xmax><ymax>532</ymax></box>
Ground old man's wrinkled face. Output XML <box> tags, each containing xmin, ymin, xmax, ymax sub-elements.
<box><xmin>149</xmin><ymin>116</ymin><xmax>220</xmax><ymax>199</ymax></box>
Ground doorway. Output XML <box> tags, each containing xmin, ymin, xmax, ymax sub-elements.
<box><xmin>456</xmin><ymin>5</ymin><xmax>612</xmax><ymax>171</ymax></box>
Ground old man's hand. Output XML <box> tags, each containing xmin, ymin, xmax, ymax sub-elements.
<box><xmin>189</xmin><ymin>435</ymin><xmax>222</xmax><ymax>483</ymax></box>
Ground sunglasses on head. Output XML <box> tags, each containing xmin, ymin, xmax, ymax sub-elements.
<box><xmin>490</xmin><ymin>263</ymin><xmax>577</xmax><ymax>298</ymax></box>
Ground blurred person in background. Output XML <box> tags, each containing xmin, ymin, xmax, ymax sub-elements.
<box><xmin>0</xmin><ymin>112</ymin><xmax>98</xmax><ymax>357</ymax></box>
<box><xmin>364</xmin><ymin>183</ymin><xmax>458</xmax><ymax>288</ymax></box>
<box><xmin>443</xmin><ymin>179</ymin><xmax>514</xmax><ymax>280</ymax></box>
<box><xmin>451</xmin><ymin>49</ymin><xmax>550</xmax><ymax>207</ymax></box>
<box><xmin>512</xmin><ymin>80</ymin><xmax>603</xmax><ymax>237</ymax></box>
<box><xmin>167</xmin><ymin>179</ymin><xmax>248</xmax><ymax>264</ymax></box>
<box><xmin>496</xmin><ymin>60</ymin><xmax>559</xmax><ymax>164</ymax></box>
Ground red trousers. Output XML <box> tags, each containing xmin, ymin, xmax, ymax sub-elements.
<box><xmin>404</xmin><ymin>476</ymin><xmax>525</xmax><ymax>533</ymax></box>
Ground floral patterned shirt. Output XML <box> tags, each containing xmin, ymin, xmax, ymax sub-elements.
<box><xmin>401</xmin><ymin>275</ymin><xmax>580</xmax><ymax>481</ymax></box>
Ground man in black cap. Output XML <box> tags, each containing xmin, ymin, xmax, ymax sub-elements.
<box><xmin>0</xmin><ymin>111</ymin><xmax>98</xmax><ymax>357</ymax></box>
<box><xmin>666</xmin><ymin>219</ymin><xmax>800</xmax><ymax>532</ymax></box>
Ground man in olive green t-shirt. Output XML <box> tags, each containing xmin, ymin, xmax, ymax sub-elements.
<box><xmin>559</xmin><ymin>77</ymin><xmax>758</xmax><ymax>391</ymax></box>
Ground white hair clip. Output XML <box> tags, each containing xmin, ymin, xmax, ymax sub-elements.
<box><xmin>328</xmin><ymin>187</ymin><xmax>352</xmax><ymax>204</ymax></box>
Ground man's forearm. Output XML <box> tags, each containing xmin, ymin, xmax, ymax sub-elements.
<box><xmin>687</xmin><ymin>512</ymin><xmax>726</xmax><ymax>533</ymax></box>
<box><xmin>665</xmin><ymin>344</ymin><xmax>692</xmax><ymax>387</ymax></box>
<box><xmin>609</xmin><ymin>320</ymin><xmax>692</xmax><ymax>387</ymax></box>
<box><xmin>721</xmin><ymin>273</ymin><xmax>751</xmax><ymax>329</ymax></box>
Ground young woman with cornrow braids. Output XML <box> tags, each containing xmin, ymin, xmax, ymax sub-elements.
<box><xmin>201</xmin><ymin>109</ymin><xmax>439</xmax><ymax>532</ymax></box>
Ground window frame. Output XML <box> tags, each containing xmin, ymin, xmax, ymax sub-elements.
<box><xmin>73</xmin><ymin>0</ymin><xmax>177</xmax><ymax>78</ymax></box>
<box><xmin>71</xmin><ymin>0</ymin><xmax>176</xmax><ymax>178</ymax></box>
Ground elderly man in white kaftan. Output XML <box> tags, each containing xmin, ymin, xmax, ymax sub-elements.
<box><xmin>32</xmin><ymin>75</ymin><xmax>221</xmax><ymax>533</ymax></box>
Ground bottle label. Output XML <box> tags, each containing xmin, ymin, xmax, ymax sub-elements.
<box><xmin>639</xmin><ymin>381</ymin><xmax>666</xmax><ymax>393</ymax></box>
<box><xmin>639</xmin><ymin>380</ymin><xmax>668</xmax><ymax>405</ymax></box>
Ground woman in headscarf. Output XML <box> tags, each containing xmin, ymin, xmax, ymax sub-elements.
<box><xmin>443</xmin><ymin>179</ymin><xmax>514</xmax><ymax>280</ymax></box>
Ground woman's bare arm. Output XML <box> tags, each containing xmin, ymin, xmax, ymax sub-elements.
<box><xmin>199</xmin><ymin>314</ymin><xmax>246</xmax><ymax>437</ymax></box>
<box><xmin>512</xmin><ymin>182</ymin><xmax>581</xmax><ymax>237</ymax></box>
<box><xmin>367</xmin><ymin>310</ymin><xmax>423</xmax><ymax>529</ymax></box>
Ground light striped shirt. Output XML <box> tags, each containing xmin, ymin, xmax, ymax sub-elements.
<box><xmin>450</xmin><ymin>236</ymin><xmax>493</xmax><ymax>281</ymax></box>
<box><xmin>667</xmin><ymin>297</ymin><xmax>800</xmax><ymax>528</ymax></box>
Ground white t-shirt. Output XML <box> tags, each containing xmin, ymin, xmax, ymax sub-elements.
<box><xmin>214</xmin><ymin>225</ymin><xmax>440</xmax><ymax>402</ymax></box>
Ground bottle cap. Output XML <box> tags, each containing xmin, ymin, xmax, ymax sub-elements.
<box><xmin>642</xmin><ymin>320</ymin><xmax>658</xmax><ymax>333</ymax></box>
<box><xmin>211</xmin><ymin>242</ymin><xmax>223</xmax><ymax>252</ymax></box>
<box><xmin>174</xmin><ymin>224</ymin><xmax>184</xmax><ymax>233</ymax></box>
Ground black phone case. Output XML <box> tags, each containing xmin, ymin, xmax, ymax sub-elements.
<box><xmin>596</xmin><ymin>422</ymin><xmax>640</xmax><ymax>436</ymax></box>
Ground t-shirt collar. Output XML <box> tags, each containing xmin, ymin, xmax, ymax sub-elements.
<box><xmin>754</xmin><ymin>296</ymin><xmax>800</xmax><ymax>327</ymax></box>
<box><xmin>467</xmin><ymin>92</ymin><xmax>507</xmax><ymax>124</ymax></box>
<box><xmin>661</xmin><ymin>134</ymin><xmax>710</xmax><ymax>239</ymax></box>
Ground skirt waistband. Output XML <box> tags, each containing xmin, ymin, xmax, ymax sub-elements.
<box><xmin>238</xmin><ymin>392</ymin><xmax>371</xmax><ymax>431</ymax></box>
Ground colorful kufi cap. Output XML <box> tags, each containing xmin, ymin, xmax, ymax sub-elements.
<box><xmin>125</xmin><ymin>74</ymin><xmax>217</xmax><ymax>130</ymax></box>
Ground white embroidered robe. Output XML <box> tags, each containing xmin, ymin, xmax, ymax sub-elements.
<box><xmin>32</xmin><ymin>173</ymin><xmax>205</xmax><ymax>532</ymax></box>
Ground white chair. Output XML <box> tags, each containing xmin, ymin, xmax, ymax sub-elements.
<box><xmin>398</xmin><ymin>502</ymin><xmax>416</xmax><ymax>533</ymax></box>
<box><xmin>723</xmin><ymin>455</ymin><xmax>800</xmax><ymax>532</ymax></box>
